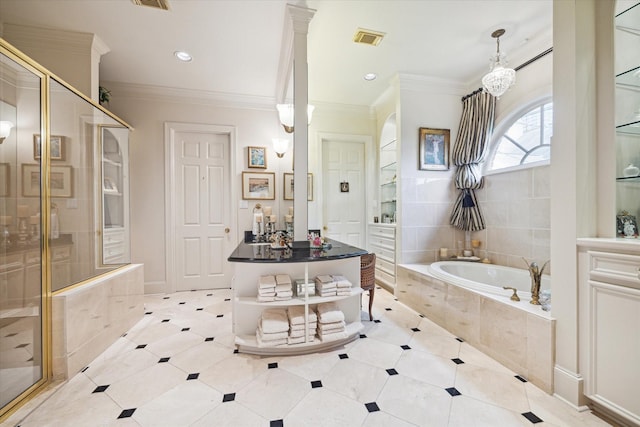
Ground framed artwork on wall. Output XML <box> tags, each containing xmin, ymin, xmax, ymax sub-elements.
<box><xmin>0</xmin><ymin>163</ymin><xmax>9</xmax><ymax>197</ymax></box>
<box><xmin>418</xmin><ymin>127</ymin><xmax>450</xmax><ymax>171</ymax></box>
<box><xmin>22</xmin><ymin>164</ymin><xmax>73</xmax><ymax>197</ymax></box>
<box><xmin>283</xmin><ymin>173</ymin><xmax>313</xmax><ymax>201</ymax></box>
<box><xmin>247</xmin><ymin>146</ymin><xmax>267</xmax><ymax>168</ymax></box>
<box><xmin>242</xmin><ymin>172</ymin><xmax>275</xmax><ymax>200</ymax></box>
<box><xmin>33</xmin><ymin>134</ymin><xmax>65</xmax><ymax>160</ymax></box>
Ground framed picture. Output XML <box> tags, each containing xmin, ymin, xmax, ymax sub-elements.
<box><xmin>419</xmin><ymin>127</ymin><xmax>450</xmax><ymax>171</ymax></box>
<box><xmin>242</xmin><ymin>172</ymin><xmax>275</xmax><ymax>200</ymax></box>
<box><xmin>33</xmin><ymin>134</ymin><xmax>65</xmax><ymax>160</ymax></box>
<box><xmin>616</xmin><ymin>211</ymin><xmax>638</xmax><ymax>238</ymax></box>
<box><xmin>247</xmin><ymin>146</ymin><xmax>267</xmax><ymax>169</ymax></box>
<box><xmin>22</xmin><ymin>164</ymin><xmax>73</xmax><ymax>198</ymax></box>
<box><xmin>103</xmin><ymin>177</ymin><xmax>119</xmax><ymax>193</ymax></box>
<box><xmin>283</xmin><ymin>173</ymin><xmax>313</xmax><ymax>201</ymax></box>
<box><xmin>0</xmin><ymin>163</ymin><xmax>9</xmax><ymax>197</ymax></box>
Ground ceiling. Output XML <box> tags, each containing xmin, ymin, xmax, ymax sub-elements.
<box><xmin>0</xmin><ymin>0</ymin><xmax>553</xmax><ymax>108</ymax></box>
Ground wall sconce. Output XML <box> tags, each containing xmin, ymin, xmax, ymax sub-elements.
<box><xmin>273</xmin><ymin>138</ymin><xmax>290</xmax><ymax>158</ymax></box>
<box><xmin>0</xmin><ymin>121</ymin><xmax>14</xmax><ymax>143</ymax></box>
<box><xmin>276</xmin><ymin>104</ymin><xmax>315</xmax><ymax>133</ymax></box>
<box><xmin>481</xmin><ymin>29</ymin><xmax>516</xmax><ymax>98</ymax></box>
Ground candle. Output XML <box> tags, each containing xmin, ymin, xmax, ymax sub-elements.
<box><xmin>0</xmin><ymin>215</ymin><xmax>12</xmax><ymax>226</ymax></box>
<box><xmin>17</xmin><ymin>205</ymin><xmax>29</xmax><ymax>218</ymax></box>
<box><xmin>30</xmin><ymin>215</ymin><xmax>39</xmax><ymax>225</ymax></box>
<box><xmin>288</xmin><ymin>206</ymin><xmax>294</xmax><ymax>215</ymax></box>
<box><xmin>439</xmin><ymin>248</ymin><xmax>448</xmax><ymax>258</ymax></box>
<box><xmin>255</xmin><ymin>214</ymin><xmax>263</xmax><ymax>223</ymax></box>
<box><xmin>262</xmin><ymin>206</ymin><xmax>272</xmax><ymax>216</ymax></box>
<box><xmin>269</xmin><ymin>215</ymin><xmax>277</xmax><ymax>223</ymax></box>
<box><xmin>285</xmin><ymin>214</ymin><xmax>292</xmax><ymax>223</ymax></box>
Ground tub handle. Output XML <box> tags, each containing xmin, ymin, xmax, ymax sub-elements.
<box><xmin>503</xmin><ymin>286</ymin><xmax>520</xmax><ymax>301</ymax></box>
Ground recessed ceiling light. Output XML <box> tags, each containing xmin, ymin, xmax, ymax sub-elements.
<box><xmin>174</xmin><ymin>51</ymin><xmax>192</xmax><ymax>62</ymax></box>
<box><xmin>364</xmin><ymin>73</ymin><xmax>377</xmax><ymax>81</ymax></box>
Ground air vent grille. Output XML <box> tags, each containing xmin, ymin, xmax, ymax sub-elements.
<box><xmin>132</xmin><ymin>0</ymin><xmax>170</xmax><ymax>10</ymax></box>
<box><xmin>353</xmin><ymin>28</ymin><xmax>385</xmax><ymax>46</ymax></box>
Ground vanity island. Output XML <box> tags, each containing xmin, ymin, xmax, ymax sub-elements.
<box><xmin>228</xmin><ymin>239</ymin><xmax>368</xmax><ymax>355</ymax></box>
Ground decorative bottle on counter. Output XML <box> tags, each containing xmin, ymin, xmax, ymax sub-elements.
<box><xmin>623</xmin><ymin>163</ymin><xmax>639</xmax><ymax>177</ymax></box>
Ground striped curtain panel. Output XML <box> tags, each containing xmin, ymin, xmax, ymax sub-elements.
<box><xmin>449</xmin><ymin>90</ymin><xmax>496</xmax><ymax>231</ymax></box>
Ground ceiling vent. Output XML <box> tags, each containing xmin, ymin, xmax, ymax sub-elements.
<box><xmin>131</xmin><ymin>0</ymin><xmax>170</xmax><ymax>10</ymax></box>
<box><xmin>353</xmin><ymin>28</ymin><xmax>385</xmax><ymax>46</ymax></box>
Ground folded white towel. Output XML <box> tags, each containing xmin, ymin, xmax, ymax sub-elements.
<box><xmin>276</xmin><ymin>290</ymin><xmax>293</xmax><ymax>297</ymax></box>
<box><xmin>316</xmin><ymin>282</ymin><xmax>337</xmax><ymax>290</ymax></box>
<box><xmin>317</xmin><ymin>302</ymin><xmax>345</xmax><ymax>324</ymax></box>
<box><xmin>275</xmin><ymin>295</ymin><xmax>292</xmax><ymax>301</ymax></box>
<box><xmin>276</xmin><ymin>274</ymin><xmax>292</xmax><ymax>285</ymax></box>
<box><xmin>258</xmin><ymin>287</ymin><xmax>276</xmax><ymax>296</ymax></box>
<box><xmin>291</xmin><ymin>321</ymin><xmax>316</xmax><ymax>330</ymax></box>
<box><xmin>260</xmin><ymin>308</ymin><xmax>289</xmax><ymax>333</ymax></box>
<box><xmin>256</xmin><ymin>334</ymin><xmax>287</xmax><ymax>347</ymax></box>
<box><xmin>332</xmin><ymin>275</ymin><xmax>352</xmax><ymax>288</ymax></box>
<box><xmin>317</xmin><ymin>330</ymin><xmax>348</xmax><ymax>342</ymax></box>
<box><xmin>275</xmin><ymin>284</ymin><xmax>292</xmax><ymax>293</ymax></box>
<box><xmin>336</xmin><ymin>289</ymin><xmax>352</xmax><ymax>296</ymax></box>
<box><xmin>287</xmin><ymin>335</ymin><xmax>315</xmax><ymax>345</ymax></box>
<box><xmin>316</xmin><ymin>290</ymin><xmax>337</xmax><ymax>297</ymax></box>
<box><xmin>317</xmin><ymin>320</ymin><xmax>346</xmax><ymax>333</ymax></box>
<box><xmin>315</xmin><ymin>274</ymin><xmax>333</xmax><ymax>284</ymax></box>
<box><xmin>257</xmin><ymin>325</ymin><xmax>289</xmax><ymax>341</ymax></box>
<box><xmin>257</xmin><ymin>295</ymin><xmax>275</xmax><ymax>302</ymax></box>
<box><xmin>259</xmin><ymin>275</ymin><xmax>276</xmax><ymax>288</ymax></box>
<box><xmin>287</xmin><ymin>306</ymin><xmax>317</xmax><ymax>325</ymax></box>
<box><xmin>289</xmin><ymin>329</ymin><xmax>316</xmax><ymax>339</ymax></box>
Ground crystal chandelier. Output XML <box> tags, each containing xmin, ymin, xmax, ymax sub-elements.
<box><xmin>481</xmin><ymin>29</ymin><xmax>516</xmax><ymax>98</ymax></box>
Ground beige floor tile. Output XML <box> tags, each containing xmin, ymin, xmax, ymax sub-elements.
<box><xmin>448</xmin><ymin>395</ymin><xmax>530</xmax><ymax>427</ymax></box>
<box><xmin>395</xmin><ymin>349</ymin><xmax>457</xmax><ymax>389</ymax></box>
<box><xmin>190</xmin><ymin>401</ymin><xmax>267</xmax><ymax>427</ymax></box>
<box><xmin>347</xmin><ymin>336</ymin><xmax>404</xmax><ymax>369</ymax></box>
<box><xmin>198</xmin><ymin>353</ymin><xmax>267</xmax><ymax>393</ymax></box>
<box><xmin>321</xmin><ymin>358</ymin><xmax>390</xmax><ymax>403</ymax></box>
<box><xmin>285</xmin><ymin>387</ymin><xmax>369</xmax><ymax>427</ymax></box>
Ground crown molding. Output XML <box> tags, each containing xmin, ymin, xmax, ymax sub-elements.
<box><xmin>3</xmin><ymin>23</ymin><xmax>95</xmax><ymax>56</ymax></box>
<box><xmin>396</xmin><ymin>73</ymin><xmax>467</xmax><ymax>97</ymax></box>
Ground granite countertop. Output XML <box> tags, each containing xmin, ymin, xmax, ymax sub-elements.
<box><xmin>228</xmin><ymin>238</ymin><xmax>367</xmax><ymax>263</ymax></box>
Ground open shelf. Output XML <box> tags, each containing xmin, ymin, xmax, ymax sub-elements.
<box><xmin>236</xmin><ymin>288</ymin><xmax>363</xmax><ymax>307</ymax></box>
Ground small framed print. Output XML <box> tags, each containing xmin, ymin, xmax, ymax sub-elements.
<box><xmin>22</xmin><ymin>164</ymin><xmax>73</xmax><ymax>198</ymax></box>
<box><xmin>248</xmin><ymin>146</ymin><xmax>267</xmax><ymax>169</ymax></box>
<box><xmin>340</xmin><ymin>182</ymin><xmax>349</xmax><ymax>193</ymax></box>
<box><xmin>283</xmin><ymin>173</ymin><xmax>313</xmax><ymax>201</ymax></box>
<box><xmin>34</xmin><ymin>134</ymin><xmax>65</xmax><ymax>161</ymax></box>
<box><xmin>0</xmin><ymin>163</ymin><xmax>9</xmax><ymax>197</ymax></box>
<box><xmin>419</xmin><ymin>127</ymin><xmax>450</xmax><ymax>171</ymax></box>
<box><xmin>242</xmin><ymin>172</ymin><xmax>275</xmax><ymax>200</ymax></box>
<box><xmin>617</xmin><ymin>211</ymin><xmax>638</xmax><ymax>238</ymax></box>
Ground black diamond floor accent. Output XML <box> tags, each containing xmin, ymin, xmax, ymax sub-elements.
<box><xmin>522</xmin><ymin>412</ymin><xmax>543</xmax><ymax>424</ymax></box>
<box><xmin>216</xmin><ymin>314</ymin><xmax>224</xmax><ymax>318</ymax></box>
<box><xmin>118</xmin><ymin>408</ymin><xmax>136</xmax><ymax>419</ymax></box>
<box><xmin>205</xmin><ymin>337</ymin><xmax>214</xmax><ymax>342</ymax></box>
<box><xmin>81</xmin><ymin>366</ymin><xmax>89</xmax><ymax>373</ymax></box>
<box><xmin>359</xmin><ymin>334</ymin><xmax>367</xmax><ymax>338</ymax></box>
<box><xmin>386</xmin><ymin>368</ymin><xmax>398</xmax><ymax>376</ymax></box>
<box><xmin>144</xmin><ymin>311</ymin><xmax>152</xmax><ymax>315</ymax></box>
<box><xmin>196</xmin><ymin>308</ymin><xmax>204</xmax><ymax>311</ymax></box>
<box><xmin>161</xmin><ymin>319</ymin><xmax>170</xmax><ymax>323</ymax></box>
<box><xmin>181</xmin><ymin>327</ymin><xmax>190</xmax><ymax>332</ymax></box>
<box><xmin>451</xmin><ymin>358</ymin><xmax>464</xmax><ymax>365</ymax></box>
<box><xmin>411</xmin><ymin>327</ymin><xmax>420</xmax><ymax>332</ymax></box>
<box><xmin>224</xmin><ymin>298</ymin><xmax>231</xmax><ymax>301</ymax></box>
<box><xmin>163</xmin><ymin>296</ymin><xmax>170</xmax><ymax>299</ymax></box>
<box><xmin>373</xmin><ymin>319</ymin><xmax>381</xmax><ymax>323</ymax></box>
<box><xmin>515</xmin><ymin>375</ymin><xmax>528</xmax><ymax>383</ymax></box>
<box><xmin>15</xmin><ymin>343</ymin><xmax>28</xmax><ymax>349</ymax></box>
<box><xmin>401</xmin><ymin>344</ymin><xmax>411</xmax><ymax>350</ymax></box>
<box><xmin>135</xmin><ymin>344</ymin><xmax>147</xmax><ymax>349</ymax></box>
<box><xmin>338</xmin><ymin>353</ymin><xmax>349</xmax><ymax>360</ymax></box>
<box><xmin>5</xmin><ymin>333</ymin><xmax>17</xmax><ymax>337</ymax></box>
<box><xmin>158</xmin><ymin>357</ymin><xmax>170</xmax><ymax>363</ymax></box>
<box><xmin>268</xmin><ymin>362</ymin><xmax>278</xmax><ymax>369</ymax></box>
<box><xmin>311</xmin><ymin>380</ymin><xmax>322</xmax><ymax>388</ymax></box>
<box><xmin>233</xmin><ymin>349</ymin><xmax>239</xmax><ymax>354</ymax></box>
<box><xmin>455</xmin><ymin>337</ymin><xmax>464</xmax><ymax>342</ymax></box>
<box><xmin>187</xmin><ymin>373</ymin><xmax>199</xmax><ymax>380</ymax></box>
<box><xmin>121</xmin><ymin>333</ymin><xmax>128</xmax><ymax>337</ymax></box>
<box><xmin>394</xmin><ymin>298</ymin><xmax>398</xmax><ymax>301</ymax></box>
<box><xmin>419</xmin><ymin>314</ymin><xmax>425</xmax><ymax>318</ymax></box>
<box><xmin>365</xmin><ymin>402</ymin><xmax>380</xmax><ymax>413</ymax></box>
<box><xmin>385</xmin><ymin>307</ymin><xmax>392</xmax><ymax>311</ymax></box>
<box><xmin>93</xmin><ymin>385</ymin><xmax>109</xmax><ymax>393</ymax></box>
<box><xmin>207</xmin><ymin>293</ymin><xmax>213</xmax><ymax>296</ymax></box>
<box><xmin>270</xmin><ymin>420</ymin><xmax>284</xmax><ymax>427</ymax></box>
<box><xmin>222</xmin><ymin>393</ymin><xmax>236</xmax><ymax>402</ymax></box>
<box><xmin>446</xmin><ymin>387</ymin><xmax>461</xmax><ymax>396</ymax></box>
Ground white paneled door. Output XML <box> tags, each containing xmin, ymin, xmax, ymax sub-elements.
<box><xmin>322</xmin><ymin>139</ymin><xmax>366</xmax><ymax>247</ymax></box>
<box><xmin>168</xmin><ymin>123</ymin><xmax>233</xmax><ymax>291</ymax></box>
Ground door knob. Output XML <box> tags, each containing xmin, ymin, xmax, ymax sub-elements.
<box><xmin>323</xmin><ymin>226</ymin><xmax>328</xmax><ymax>231</ymax></box>
<box><xmin>224</xmin><ymin>227</ymin><xmax>230</xmax><ymax>234</ymax></box>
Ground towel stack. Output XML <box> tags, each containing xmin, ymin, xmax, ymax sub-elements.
<box><xmin>256</xmin><ymin>308</ymin><xmax>289</xmax><ymax>347</ymax></box>
<box><xmin>257</xmin><ymin>275</ymin><xmax>276</xmax><ymax>302</ymax></box>
<box><xmin>315</xmin><ymin>275</ymin><xmax>337</xmax><ymax>297</ymax></box>
<box><xmin>287</xmin><ymin>305</ymin><xmax>317</xmax><ymax>344</ymax></box>
<box><xmin>316</xmin><ymin>302</ymin><xmax>347</xmax><ymax>342</ymax></box>
<box><xmin>275</xmin><ymin>274</ymin><xmax>293</xmax><ymax>301</ymax></box>
<box><xmin>332</xmin><ymin>275</ymin><xmax>352</xmax><ymax>296</ymax></box>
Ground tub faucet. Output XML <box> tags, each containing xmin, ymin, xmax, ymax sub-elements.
<box><xmin>523</xmin><ymin>258</ymin><xmax>549</xmax><ymax>305</ymax></box>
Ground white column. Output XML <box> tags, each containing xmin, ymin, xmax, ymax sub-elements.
<box><xmin>286</xmin><ymin>4</ymin><xmax>315</xmax><ymax>242</ymax></box>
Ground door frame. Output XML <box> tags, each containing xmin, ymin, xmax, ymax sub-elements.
<box><xmin>317</xmin><ymin>132</ymin><xmax>374</xmax><ymax>247</ymax></box>
<box><xmin>164</xmin><ymin>122</ymin><xmax>237</xmax><ymax>294</ymax></box>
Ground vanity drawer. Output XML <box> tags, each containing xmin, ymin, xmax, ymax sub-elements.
<box><xmin>0</xmin><ymin>252</ymin><xmax>24</xmax><ymax>272</ymax></box>
<box><xmin>104</xmin><ymin>230</ymin><xmax>125</xmax><ymax>245</ymax></box>
<box><xmin>52</xmin><ymin>245</ymin><xmax>71</xmax><ymax>261</ymax></box>
<box><xmin>376</xmin><ymin>257</ymin><xmax>395</xmax><ymax>276</ymax></box>
<box><xmin>369</xmin><ymin>235</ymin><xmax>395</xmax><ymax>251</ymax></box>
<box><xmin>369</xmin><ymin>224</ymin><xmax>395</xmax><ymax>239</ymax></box>
<box><xmin>589</xmin><ymin>251</ymin><xmax>640</xmax><ymax>289</ymax></box>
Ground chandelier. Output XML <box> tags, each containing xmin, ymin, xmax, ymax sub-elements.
<box><xmin>481</xmin><ymin>29</ymin><xmax>516</xmax><ymax>98</ymax></box>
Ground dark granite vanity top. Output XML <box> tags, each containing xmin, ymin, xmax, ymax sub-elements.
<box><xmin>228</xmin><ymin>239</ymin><xmax>367</xmax><ymax>263</ymax></box>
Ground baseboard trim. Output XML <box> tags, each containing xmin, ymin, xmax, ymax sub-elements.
<box><xmin>553</xmin><ymin>365</ymin><xmax>587</xmax><ymax>409</ymax></box>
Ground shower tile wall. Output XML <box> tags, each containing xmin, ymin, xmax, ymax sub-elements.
<box><xmin>399</xmin><ymin>165</ymin><xmax>550</xmax><ymax>271</ymax></box>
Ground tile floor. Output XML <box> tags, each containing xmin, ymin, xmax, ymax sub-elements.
<box><xmin>4</xmin><ymin>287</ymin><xmax>611</xmax><ymax>427</ymax></box>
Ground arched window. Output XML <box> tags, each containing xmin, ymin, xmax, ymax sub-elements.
<box><xmin>486</xmin><ymin>100</ymin><xmax>553</xmax><ymax>173</ymax></box>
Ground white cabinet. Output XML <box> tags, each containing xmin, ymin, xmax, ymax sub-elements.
<box><xmin>368</xmin><ymin>223</ymin><xmax>396</xmax><ymax>288</ymax></box>
<box><xmin>99</xmin><ymin>126</ymin><xmax>130</xmax><ymax>266</ymax></box>
<box><xmin>578</xmin><ymin>240</ymin><xmax>640</xmax><ymax>426</ymax></box>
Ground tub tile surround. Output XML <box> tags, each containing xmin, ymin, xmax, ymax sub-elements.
<box><xmin>396</xmin><ymin>264</ymin><xmax>555</xmax><ymax>394</ymax></box>
<box><xmin>52</xmin><ymin>264</ymin><xmax>145</xmax><ymax>380</ymax></box>
<box><xmin>3</xmin><ymin>286</ymin><xmax>608</xmax><ymax>427</ymax></box>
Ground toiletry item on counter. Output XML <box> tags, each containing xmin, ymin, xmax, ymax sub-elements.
<box><xmin>623</xmin><ymin>163</ymin><xmax>640</xmax><ymax>177</ymax></box>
